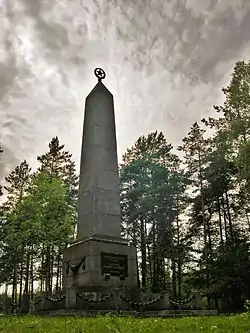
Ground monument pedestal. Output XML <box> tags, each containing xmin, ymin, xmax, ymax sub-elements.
<box><xmin>63</xmin><ymin>236</ymin><xmax>138</xmax><ymax>309</ymax></box>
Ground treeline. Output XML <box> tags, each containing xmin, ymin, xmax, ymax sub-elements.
<box><xmin>120</xmin><ymin>61</ymin><xmax>250</xmax><ymax>312</ymax></box>
<box><xmin>0</xmin><ymin>61</ymin><xmax>250</xmax><ymax>313</ymax></box>
<box><xmin>0</xmin><ymin>138</ymin><xmax>78</xmax><ymax>313</ymax></box>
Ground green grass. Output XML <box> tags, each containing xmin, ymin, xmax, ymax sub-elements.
<box><xmin>0</xmin><ymin>314</ymin><xmax>250</xmax><ymax>333</ymax></box>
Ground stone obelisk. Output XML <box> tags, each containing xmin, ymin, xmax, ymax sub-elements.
<box><xmin>63</xmin><ymin>69</ymin><xmax>137</xmax><ymax>309</ymax></box>
<box><xmin>77</xmin><ymin>68</ymin><xmax>121</xmax><ymax>240</ymax></box>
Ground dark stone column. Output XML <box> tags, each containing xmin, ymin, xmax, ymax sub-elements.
<box><xmin>77</xmin><ymin>81</ymin><xmax>121</xmax><ymax>240</ymax></box>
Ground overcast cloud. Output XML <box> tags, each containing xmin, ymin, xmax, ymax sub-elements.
<box><xmin>0</xmin><ymin>0</ymin><xmax>250</xmax><ymax>190</ymax></box>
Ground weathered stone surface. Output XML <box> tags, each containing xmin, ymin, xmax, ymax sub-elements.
<box><xmin>38</xmin><ymin>309</ymin><xmax>218</xmax><ymax>317</ymax></box>
<box><xmin>63</xmin><ymin>238</ymin><xmax>137</xmax><ymax>291</ymax></box>
<box><xmin>65</xmin><ymin>286</ymin><xmax>77</xmax><ymax>309</ymax></box>
<box><xmin>77</xmin><ymin>211</ymin><xmax>121</xmax><ymax>240</ymax></box>
<box><xmin>77</xmin><ymin>81</ymin><xmax>120</xmax><ymax>240</ymax></box>
<box><xmin>61</xmin><ymin>70</ymin><xmax>138</xmax><ymax>312</ymax></box>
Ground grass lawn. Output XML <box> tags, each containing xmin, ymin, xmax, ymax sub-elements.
<box><xmin>0</xmin><ymin>314</ymin><xmax>250</xmax><ymax>333</ymax></box>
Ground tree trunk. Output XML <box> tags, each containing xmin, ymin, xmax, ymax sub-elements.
<box><xmin>198</xmin><ymin>150</ymin><xmax>209</xmax><ymax>300</ymax></box>
<box><xmin>40</xmin><ymin>247</ymin><xmax>45</xmax><ymax>293</ymax></box>
<box><xmin>18</xmin><ymin>245</ymin><xmax>24</xmax><ymax>312</ymax></box>
<box><xmin>23</xmin><ymin>251</ymin><xmax>30</xmax><ymax>295</ymax></box>
<box><xmin>217</xmin><ymin>197</ymin><xmax>224</xmax><ymax>246</ymax></box>
<box><xmin>225</xmin><ymin>190</ymin><xmax>234</xmax><ymax>243</ymax></box>
<box><xmin>206</xmin><ymin>218</ymin><xmax>212</xmax><ymax>251</ymax></box>
<box><xmin>132</xmin><ymin>232</ymin><xmax>140</xmax><ymax>288</ymax></box>
<box><xmin>147</xmin><ymin>243</ymin><xmax>153</xmax><ymax>285</ymax></box>
<box><xmin>135</xmin><ymin>250</ymin><xmax>140</xmax><ymax>288</ymax></box>
<box><xmin>30</xmin><ymin>248</ymin><xmax>34</xmax><ymax>299</ymax></box>
<box><xmin>176</xmin><ymin>194</ymin><xmax>182</xmax><ymax>298</ymax></box>
<box><xmin>22</xmin><ymin>250</ymin><xmax>30</xmax><ymax>313</ymax></box>
<box><xmin>177</xmin><ymin>258</ymin><xmax>182</xmax><ymax>298</ymax></box>
<box><xmin>152</xmin><ymin>221</ymin><xmax>157</xmax><ymax>289</ymax></box>
<box><xmin>171</xmin><ymin>259</ymin><xmax>177</xmax><ymax>299</ymax></box>
<box><xmin>246</xmin><ymin>211</ymin><xmax>250</xmax><ymax>232</ymax></box>
<box><xmin>55</xmin><ymin>249</ymin><xmax>61</xmax><ymax>291</ymax></box>
<box><xmin>50</xmin><ymin>246</ymin><xmax>54</xmax><ymax>292</ymax></box>
<box><xmin>11</xmin><ymin>265</ymin><xmax>17</xmax><ymax>314</ymax></box>
<box><xmin>58</xmin><ymin>265</ymin><xmax>62</xmax><ymax>291</ymax></box>
<box><xmin>221</xmin><ymin>196</ymin><xmax>228</xmax><ymax>241</ymax></box>
<box><xmin>3</xmin><ymin>283</ymin><xmax>8</xmax><ymax>314</ymax></box>
<box><xmin>140</xmin><ymin>219</ymin><xmax>147</xmax><ymax>288</ymax></box>
<box><xmin>198</xmin><ymin>150</ymin><xmax>207</xmax><ymax>259</ymax></box>
<box><xmin>45</xmin><ymin>246</ymin><xmax>51</xmax><ymax>293</ymax></box>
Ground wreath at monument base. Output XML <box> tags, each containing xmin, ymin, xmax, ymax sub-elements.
<box><xmin>120</xmin><ymin>293</ymin><xmax>163</xmax><ymax>308</ymax></box>
<box><xmin>77</xmin><ymin>292</ymin><xmax>113</xmax><ymax>303</ymax></box>
<box><xmin>46</xmin><ymin>290</ymin><xmax>66</xmax><ymax>303</ymax></box>
<box><xmin>169</xmin><ymin>296</ymin><xmax>194</xmax><ymax>309</ymax></box>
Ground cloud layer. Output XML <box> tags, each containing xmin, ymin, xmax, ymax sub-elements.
<box><xmin>0</xmin><ymin>0</ymin><xmax>250</xmax><ymax>186</ymax></box>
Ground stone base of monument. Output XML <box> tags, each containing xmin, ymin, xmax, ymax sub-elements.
<box><xmin>62</xmin><ymin>236</ymin><xmax>139</xmax><ymax>310</ymax></box>
<box><xmin>37</xmin><ymin>309</ymin><xmax>218</xmax><ymax>317</ymax></box>
<box><xmin>35</xmin><ymin>287</ymin><xmax>218</xmax><ymax>316</ymax></box>
<box><xmin>36</xmin><ymin>286</ymin><xmax>218</xmax><ymax>317</ymax></box>
<box><xmin>35</xmin><ymin>236</ymin><xmax>218</xmax><ymax>316</ymax></box>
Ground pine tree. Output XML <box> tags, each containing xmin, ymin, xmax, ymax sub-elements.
<box><xmin>178</xmin><ymin>123</ymin><xmax>209</xmax><ymax>259</ymax></box>
<box><xmin>213</xmin><ymin>61</ymin><xmax>250</xmax><ymax>145</ymax></box>
<box><xmin>120</xmin><ymin>131</ymin><xmax>188</xmax><ymax>294</ymax></box>
<box><xmin>178</xmin><ymin>122</ymin><xmax>213</xmax><ymax>305</ymax></box>
<box><xmin>4</xmin><ymin>160</ymin><xmax>31</xmax><ymax>208</ymax></box>
<box><xmin>193</xmin><ymin>60</ymin><xmax>250</xmax><ymax>311</ymax></box>
<box><xmin>1</xmin><ymin>160</ymin><xmax>31</xmax><ymax>313</ymax></box>
<box><xmin>202</xmin><ymin>61</ymin><xmax>250</xmax><ymax>205</ymax></box>
<box><xmin>21</xmin><ymin>171</ymin><xmax>76</xmax><ymax>294</ymax></box>
<box><xmin>37</xmin><ymin>136</ymin><xmax>78</xmax><ymax>206</ymax></box>
<box><xmin>36</xmin><ymin>137</ymin><xmax>78</xmax><ymax>293</ymax></box>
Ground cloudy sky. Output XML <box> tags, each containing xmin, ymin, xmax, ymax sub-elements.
<box><xmin>0</xmin><ymin>0</ymin><xmax>250</xmax><ymax>188</ymax></box>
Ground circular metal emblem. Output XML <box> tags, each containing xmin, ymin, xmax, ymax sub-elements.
<box><xmin>94</xmin><ymin>68</ymin><xmax>106</xmax><ymax>81</ymax></box>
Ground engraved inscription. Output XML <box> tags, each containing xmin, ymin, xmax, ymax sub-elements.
<box><xmin>101</xmin><ymin>252</ymin><xmax>128</xmax><ymax>277</ymax></box>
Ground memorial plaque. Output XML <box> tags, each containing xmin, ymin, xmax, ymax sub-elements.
<box><xmin>101</xmin><ymin>252</ymin><xmax>128</xmax><ymax>277</ymax></box>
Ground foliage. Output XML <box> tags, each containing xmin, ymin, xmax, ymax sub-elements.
<box><xmin>120</xmin><ymin>131</ymin><xmax>189</xmax><ymax>295</ymax></box>
<box><xmin>119</xmin><ymin>60</ymin><xmax>250</xmax><ymax>311</ymax></box>
<box><xmin>0</xmin><ymin>137</ymin><xmax>78</xmax><ymax>312</ymax></box>
<box><xmin>37</xmin><ymin>136</ymin><xmax>78</xmax><ymax>208</ymax></box>
<box><xmin>20</xmin><ymin>171</ymin><xmax>76</xmax><ymax>246</ymax></box>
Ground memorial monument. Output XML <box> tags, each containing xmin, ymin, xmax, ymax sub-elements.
<box><xmin>62</xmin><ymin>68</ymin><xmax>138</xmax><ymax>309</ymax></box>
<box><xmin>35</xmin><ymin>69</ymin><xmax>216</xmax><ymax>316</ymax></box>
